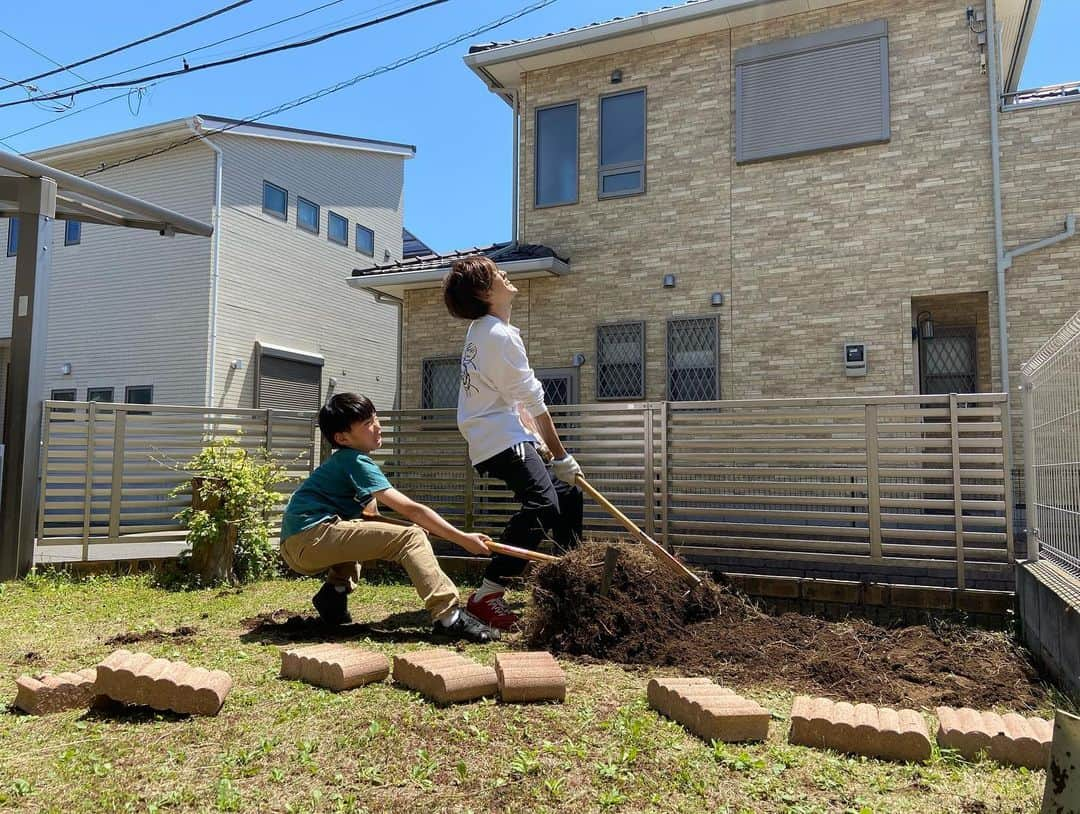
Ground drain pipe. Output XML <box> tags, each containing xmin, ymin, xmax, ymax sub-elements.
<box><xmin>986</xmin><ymin>0</ymin><xmax>1010</xmax><ymax>395</ymax></box>
<box><xmin>511</xmin><ymin>87</ymin><xmax>520</xmax><ymax>248</ymax></box>
<box><xmin>189</xmin><ymin>117</ymin><xmax>224</xmax><ymax>406</ymax></box>
<box><xmin>370</xmin><ymin>290</ymin><xmax>404</xmax><ymax>409</ymax></box>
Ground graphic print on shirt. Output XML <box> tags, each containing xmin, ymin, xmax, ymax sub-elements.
<box><xmin>461</xmin><ymin>342</ymin><xmax>479</xmax><ymax>396</ymax></box>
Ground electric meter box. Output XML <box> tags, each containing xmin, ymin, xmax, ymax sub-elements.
<box><xmin>844</xmin><ymin>342</ymin><xmax>868</xmax><ymax>377</ymax></box>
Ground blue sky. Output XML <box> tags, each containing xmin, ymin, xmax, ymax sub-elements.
<box><xmin>1</xmin><ymin>0</ymin><xmax>1077</xmax><ymax>253</ymax></box>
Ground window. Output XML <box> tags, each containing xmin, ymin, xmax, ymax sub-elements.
<box><xmin>125</xmin><ymin>385</ymin><xmax>153</xmax><ymax>404</ymax></box>
<box><xmin>667</xmin><ymin>317</ymin><xmax>719</xmax><ymax>401</ymax></box>
<box><xmin>263</xmin><ymin>181</ymin><xmax>288</xmax><ymax>220</ymax></box>
<box><xmin>536</xmin><ymin>367</ymin><xmax>579</xmax><ymax>406</ymax></box>
<box><xmin>599</xmin><ymin>89</ymin><xmax>646</xmax><ymax>198</ymax></box>
<box><xmin>255</xmin><ymin>344</ymin><xmax>323</xmax><ymax>410</ymax></box>
<box><xmin>421</xmin><ymin>357</ymin><xmax>460</xmax><ymax>409</ymax></box>
<box><xmin>535</xmin><ymin>102</ymin><xmax>578</xmax><ymax>207</ymax></box>
<box><xmin>596</xmin><ymin>322</ymin><xmax>645</xmax><ymax>400</ymax></box>
<box><xmin>735</xmin><ymin>19</ymin><xmax>890</xmax><ymax>163</ymax></box>
<box><xmin>7</xmin><ymin>216</ymin><xmax>18</xmax><ymax>257</ymax></box>
<box><xmin>328</xmin><ymin>211</ymin><xmax>348</xmax><ymax>246</ymax></box>
<box><xmin>355</xmin><ymin>224</ymin><xmax>374</xmax><ymax>256</ymax></box>
<box><xmin>297</xmin><ymin>197</ymin><xmax>319</xmax><ymax>234</ymax></box>
<box><xmin>50</xmin><ymin>389</ymin><xmax>76</xmax><ymax>401</ymax></box>
<box><xmin>87</xmin><ymin>387</ymin><xmax>114</xmax><ymax>403</ymax></box>
<box><xmin>64</xmin><ymin>220</ymin><xmax>81</xmax><ymax>246</ymax></box>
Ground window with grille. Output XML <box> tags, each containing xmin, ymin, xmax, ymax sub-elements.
<box><xmin>667</xmin><ymin>317</ymin><xmax>719</xmax><ymax>401</ymax></box>
<box><xmin>536</xmin><ymin>367</ymin><xmax>579</xmax><ymax>405</ymax></box>
<box><xmin>421</xmin><ymin>357</ymin><xmax>460</xmax><ymax>409</ymax></box>
<box><xmin>596</xmin><ymin>322</ymin><xmax>644</xmax><ymax>400</ymax></box>
<box><xmin>920</xmin><ymin>326</ymin><xmax>977</xmax><ymax>395</ymax></box>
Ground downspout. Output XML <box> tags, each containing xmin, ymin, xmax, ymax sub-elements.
<box><xmin>189</xmin><ymin>117</ymin><xmax>224</xmax><ymax>407</ymax></box>
<box><xmin>370</xmin><ymin>290</ymin><xmax>404</xmax><ymax>409</ymax></box>
<box><xmin>511</xmin><ymin>87</ymin><xmax>520</xmax><ymax>247</ymax></box>
<box><xmin>985</xmin><ymin>0</ymin><xmax>1009</xmax><ymax>395</ymax></box>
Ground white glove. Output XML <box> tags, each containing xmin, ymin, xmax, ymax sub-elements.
<box><xmin>552</xmin><ymin>454</ymin><xmax>581</xmax><ymax>484</ymax></box>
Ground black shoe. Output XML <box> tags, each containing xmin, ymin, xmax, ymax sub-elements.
<box><xmin>433</xmin><ymin>611</ymin><xmax>499</xmax><ymax>643</ymax></box>
<box><xmin>312</xmin><ymin>582</ymin><xmax>352</xmax><ymax>625</ymax></box>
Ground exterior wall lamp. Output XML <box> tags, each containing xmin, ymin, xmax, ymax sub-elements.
<box><xmin>913</xmin><ymin>311</ymin><xmax>935</xmax><ymax>341</ymax></box>
<box><xmin>663</xmin><ymin>273</ymin><xmax>676</xmax><ymax>288</ymax></box>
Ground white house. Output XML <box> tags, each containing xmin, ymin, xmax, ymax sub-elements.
<box><xmin>0</xmin><ymin>114</ymin><xmax>413</xmax><ymax>427</ymax></box>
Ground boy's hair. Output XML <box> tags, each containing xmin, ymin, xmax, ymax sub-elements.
<box><xmin>443</xmin><ymin>255</ymin><xmax>497</xmax><ymax>320</ymax></box>
<box><xmin>319</xmin><ymin>393</ymin><xmax>376</xmax><ymax>448</ymax></box>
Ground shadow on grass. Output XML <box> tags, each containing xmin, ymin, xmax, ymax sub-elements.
<box><xmin>238</xmin><ymin>608</ymin><xmax>455</xmax><ymax>647</ymax></box>
<box><xmin>79</xmin><ymin>699</ymin><xmax>192</xmax><ymax>724</ymax></box>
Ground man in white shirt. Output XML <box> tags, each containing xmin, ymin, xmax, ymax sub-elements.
<box><xmin>443</xmin><ymin>255</ymin><xmax>583</xmax><ymax>630</ymax></box>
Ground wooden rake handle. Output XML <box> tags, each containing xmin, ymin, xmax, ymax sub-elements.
<box><xmin>360</xmin><ymin>512</ymin><xmax>559</xmax><ymax>564</ymax></box>
<box><xmin>575</xmin><ymin>475</ymin><xmax>701</xmax><ymax>587</ymax></box>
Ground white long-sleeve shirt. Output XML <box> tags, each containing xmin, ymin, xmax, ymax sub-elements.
<box><xmin>457</xmin><ymin>314</ymin><xmax>547</xmax><ymax>465</ymax></box>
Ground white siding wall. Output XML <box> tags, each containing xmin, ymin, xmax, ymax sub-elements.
<box><xmin>0</xmin><ymin>141</ymin><xmax>215</xmax><ymax>406</ymax></box>
<box><xmin>210</xmin><ymin>134</ymin><xmax>403</xmax><ymax>410</ymax></box>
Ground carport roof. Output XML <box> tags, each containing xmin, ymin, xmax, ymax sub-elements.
<box><xmin>0</xmin><ymin>148</ymin><xmax>213</xmax><ymax>235</ymax></box>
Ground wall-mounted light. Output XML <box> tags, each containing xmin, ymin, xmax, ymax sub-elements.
<box><xmin>662</xmin><ymin>273</ymin><xmax>676</xmax><ymax>288</ymax></box>
<box><xmin>610</xmin><ymin>69</ymin><xmax>623</xmax><ymax>84</ymax></box>
<box><xmin>60</xmin><ymin>362</ymin><xmax>72</xmax><ymax>376</ymax></box>
<box><xmin>710</xmin><ymin>292</ymin><xmax>724</xmax><ymax>307</ymax></box>
<box><xmin>571</xmin><ymin>352</ymin><xmax>586</xmax><ymax>367</ymax></box>
<box><xmin>230</xmin><ymin>359</ymin><xmax>245</xmax><ymax>370</ymax></box>
<box><xmin>913</xmin><ymin>310</ymin><xmax>935</xmax><ymax>341</ymax></box>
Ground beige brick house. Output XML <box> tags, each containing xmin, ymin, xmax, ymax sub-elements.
<box><xmin>350</xmin><ymin>0</ymin><xmax>1078</xmax><ymax>443</ymax></box>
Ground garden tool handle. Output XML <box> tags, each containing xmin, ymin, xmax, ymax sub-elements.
<box><xmin>485</xmin><ymin>540</ymin><xmax>561</xmax><ymax>564</ymax></box>
<box><xmin>575</xmin><ymin>475</ymin><xmax>701</xmax><ymax>587</ymax></box>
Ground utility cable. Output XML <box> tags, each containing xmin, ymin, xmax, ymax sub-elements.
<box><xmin>81</xmin><ymin>0</ymin><xmax>558</xmax><ymax>178</ymax></box>
<box><xmin>0</xmin><ymin>0</ymin><xmax>254</xmax><ymax>93</ymax></box>
<box><xmin>1</xmin><ymin>0</ymin><xmax>448</xmax><ymax>110</ymax></box>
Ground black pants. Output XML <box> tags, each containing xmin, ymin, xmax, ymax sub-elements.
<box><xmin>476</xmin><ymin>442</ymin><xmax>583</xmax><ymax>583</ymax></box>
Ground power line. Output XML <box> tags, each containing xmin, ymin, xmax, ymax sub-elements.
<box><xmin>0</xmin><ymin>28</ymin><xmax>93</xmax><ymax>89</ymax></box>
<box><xmin>2</xmin><ymin>0</ymin><xmax>448</xmax><ymax>110</ymax></box>
<box><xmin>0</xmin><ymin>86</ymin><xmax>159</xmax><ymax>145</ymax></box>
<box><xmin>81</xmin><ymin>0</ymin><xmax>558</xmax><ymax>178</ymax></box>
<box><xmin>0</xmin><ymin>0</ymin><xmax>254</xmax><ymax>94</ymax></box>
<box><xmin>24</xmin><ymin>0</ymin><xmax>360</xmax><ymax>98</ymax></box>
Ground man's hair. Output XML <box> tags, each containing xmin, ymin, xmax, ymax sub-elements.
<box><xmin>319</xmin><ymin>392</ymin><xmax>376</xmax><ymax>448</ymax></box>
<box><xmin>443</xmin><ymin>255</ymin><xmax>497</xmax><ymax>320</ymax></box>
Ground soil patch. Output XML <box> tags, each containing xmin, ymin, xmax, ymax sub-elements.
<box><xmin>104</xmin><ymin>626</ymin><xmax>198</xmax><ymax>646</ymax></box>
<box><xmin>525</xmin><ymin>542</ymin><xmax>1047</xmax><ymax>710</ymax></box>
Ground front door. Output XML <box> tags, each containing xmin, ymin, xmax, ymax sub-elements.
<box><xmin>920</xmin><ymin>326</ymin><xmax>977</xmax><ymax>394</ymax></box>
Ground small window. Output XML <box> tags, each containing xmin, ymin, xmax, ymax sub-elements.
<box><xmin>7</xmin><ymin>216</ymin><xmax>18</xmax><ymax>257</ymax></box>
<box><xmin>535</xmin><ymin>102</ymin><xmax>578</xmax><ymax>207</ymax></box>
<box><xmin>599</xmin><ymin>89</ymin><xmax>646</xmax><ymax>198</ymax></box>
<box><xmin>87</xmin><ymin>387</ymin><xmax>114</xmax><ymax>403</ymax></box>
<box><xmin>125</xmin><ymin>385</ymin><xmax>153</xmax><ymax>405</ymax></box>
<box><xmin>421</xmin><ymin>357</ymin><xmax>460</xmax><ymax>409</ymax></box>
<box><xmin>536</xmin><ymin>367</ymin><xmax>579</xmax><ymax>406</ymax></box>
<box><xmin>64</xmin><ymin>220</ymin><xmax>81</xmax><ymax>246</ymax></box>
<box><xmin>355</xmin><ymin>224</ymin><xmax>374</xmax><ymax>256</ymax></box>
<box><xmin>667</xmin><ymin>317</ymin><xmax>719</xmax><ymax>402</ymax></box>
<box><xmin>328</xmin><ymin>211</ymin><xmax>348</xmax><ymax>246</ymax></box>
<box><xmin>50</xmin><ymin>389</ymin><xmax>76</xmax><ymax>401</ymax></box>
<box><xmin>262</xmin><ymin>181</ymin><xmax>288</xmax><ymax>220</ymax></box>
<box><xmin>596</xmin><ymin>322</ymin><xmax>645</xmax><ymax>400</ymax></box>
<box><xmin>297</xmin><ymin>197</ymin><xmax>319</xmax><ymax>234</ymax></box>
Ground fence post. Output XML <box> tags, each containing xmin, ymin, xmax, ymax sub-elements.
<box><xmin>265</xmin><ymin>408</ymin><xmax>274</xmax><ymax>451</ymax></box>
<box><xmin>659</xmin><ymin>401</ymin><xmax>670</xmax><ymax>550</ymax></box>
<box><xmin>1021</xmin><ymin>373</ymin><xmax>1039</xmax><ymax>560</ymax></box>
<box><xmin>107</xmin><ymin>408</ymin><xmax>126</xmax><ymax>543</ymax></box>
<box><xmin>1000</xmin><ymin>396</ymin><xmax>1016</xmax><ymax>563</ymax></box>
<box><xmin>36</xmin><ymin>401</ymin><xmax>51</xmax><ymax>550</ymax></box>
<box><xmin>643</xmin><ymin>404</ymin><xmax>655</xmax><ymax>537</ymax></box>
<box><xmin>949</xmin><ymin>394</ymin><xmax>966</xmax><ymax>590</ymax></box>
<box><xmin>864</xmin><ymin>404</ymin><xmax>882</xmax><ymax>562</ymax></box>
<box><xmin>80</xmin><ymin>401</ymin><xmax>98</xmax><ymax>562</ymax></box>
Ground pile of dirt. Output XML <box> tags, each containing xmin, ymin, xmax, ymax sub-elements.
<box><xmin>104</xmin><ymin>626</ymin><xmax>198</xmax><ymax>646</ymax></box>
<box><xmin>525</xmin><ymin>542</ymin><xmax>1047</xmax><ymax>710</ymax></box>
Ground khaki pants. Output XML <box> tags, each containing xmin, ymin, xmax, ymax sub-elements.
<box><xmin>280</xmin><ymin>518</ymin><xmax>459</xmax><ymax>621</ymax></box>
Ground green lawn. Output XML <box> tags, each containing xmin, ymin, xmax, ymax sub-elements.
<box><xmin>0</xmin><ymin>572</ymin><xmax>1049</xmax><ymax>813</ymax></box>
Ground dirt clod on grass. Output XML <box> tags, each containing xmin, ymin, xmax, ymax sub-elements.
<box><xmin>525</xmin><ymin>542</ymin><xmax>1047</xmax><ymax>710</ymax></box>
<box><xmin>104</xmin><ymin>625</ymin><xmax>198</xmax><ymax>646</ymax></box>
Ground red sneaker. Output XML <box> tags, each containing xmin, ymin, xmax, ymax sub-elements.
<box><xmin>466</xmin><ymin>591</ymin><xmax>519</xmax><ymax>630</ymax></box>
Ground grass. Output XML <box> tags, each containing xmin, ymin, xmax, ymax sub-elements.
<box><xmin>0</xmin><ymin>570</ymin><xmax>1049</xmax><ymax>813</ymax></box>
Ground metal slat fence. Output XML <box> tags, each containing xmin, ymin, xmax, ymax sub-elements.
<box><xmin>1022</xmin><ymin>309</ymin><xmax>1080</xmax><ymax>576</ymax></box>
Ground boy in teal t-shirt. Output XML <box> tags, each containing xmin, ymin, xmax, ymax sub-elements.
<box><xmin>280</xmin><ymin>393</ymin><xmax>497</xmax><ymax>643</ymax></box>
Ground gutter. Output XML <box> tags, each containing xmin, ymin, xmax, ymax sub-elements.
<box><xmin>188</xmin><ymin>117</ymin><xmax>224</xmax><ymax>407</ymax></box>
<box><xmin>367</xmin><ymin>290</ymin><xmax>404</xmax><ymax>409</ymax></box>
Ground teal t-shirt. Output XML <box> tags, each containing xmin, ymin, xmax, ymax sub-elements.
<box><xmin>281</xmin><ymin>449</ymin><xmax>392</xmax><ymax>541</ymax></box>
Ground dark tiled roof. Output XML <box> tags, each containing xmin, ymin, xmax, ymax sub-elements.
<box><xmin>353</xmin><ymin>241</ymin><xmax>565</xmax><ymax>277</ymax></box>
<box><xmin>402</xmin><ymin>227</ymin><xmax>434</xmax><ymax>258</ymax></box>
<box><xmin>468</xmin><ymin>0</ymin><xmax>711</xmax><ymax>55</ymax></box>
